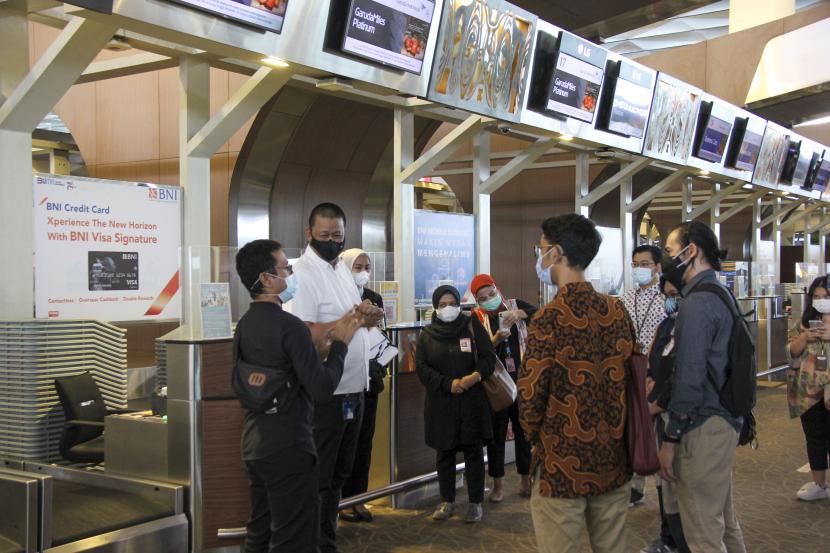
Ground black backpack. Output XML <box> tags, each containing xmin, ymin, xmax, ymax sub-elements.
<box><xmin>687</xmin><ymin>282</ymin><xmax>758</xmax><ymax>447</ymax></box>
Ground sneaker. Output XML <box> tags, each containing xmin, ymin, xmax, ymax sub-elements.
<box><xmin>796</xmin><ymin>482</ymin><xmax>829</xmax><ymax>501</ymax></box>
<box><xmin>464</xmin><ymin>502</ymin><xmax>483</xmax><ymax>523</ymax></box>
<box><xmin>640</xmin><ymin>538</ymin><xmax>678</xmax><ymax>553</ymax></box>
<box><xmin>629</xmin><ymin>489</ymin><xmax>646</xmax><ymax>507</ymax></box>
<box><xmin>432</xmin><ymin>501</ymin><xmax>456</xmax><ymax>521</ymax></box>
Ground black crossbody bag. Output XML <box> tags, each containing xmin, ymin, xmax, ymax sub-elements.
<box><xmin>232</xmin><ymin>336</ymin><xmax>299</xmax><ymax>414</ymax></box>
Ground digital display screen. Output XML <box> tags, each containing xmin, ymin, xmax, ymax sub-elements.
<box><xmin>88</xmin><ymin>251</ymin><xmax>139</xmax><ymax>291</ymax></box>
<box><xmin>779</xmin><ymin>140</ymin><xmax>802</xmax><ymax>184</ymax></box>
<box><xmin>813</xmin><ymin>160</ymin><xmax>830</xmax><ymax>192</ymax></box>
<box><xmin>695</xmin><ymin>114</ymin><xmax>733</xmax><ymax>164</ymax></box>
<box><xmin>734</xmin><ymin>130</ymin><xmax>763</xmax><ymax>172</ymax></box>
<box><xmin>546</xmin><ymin>51</ymin><xmax>603</xmax><ymax>122</ymax></box>
<box><xmin>342</xmin><ymin>0</ymin><xmax>436</xmax><ymax>74</ymax></box>
<box><xmin>607</xmin><ymin>76</ymin><xmax>651</xmax><ymax>139</ymax></box>
<box><xmin>167</xmin><ymin>0</ymin><xmax>288</xmax><ymax>33</ymax></box>
<box><xmin>792</xmin><ymin>148</ymin><xmax>812</xmax><ymax>185</ymax></box>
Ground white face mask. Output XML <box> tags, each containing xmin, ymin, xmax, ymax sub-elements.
<box><xmin>436</xmin><ymin>305</ymin><xmax>461</xmax><ymax>323</ymax></box>
<box><xmin>353</xmin><ymin>271</ymin><xmax>370</xmax><ymax>287</ymax></box>
<box><xmin>813</xmin><ymin>299</ymin><xmax>830</xmax><ymax>314</ymax></box>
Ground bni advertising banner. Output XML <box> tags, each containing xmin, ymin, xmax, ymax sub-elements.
<box><xmin>33</xmin><ymin>174</ymin><xmax>182</xmax><ymax>321</ymax></box>
<box><xmin>413</xmin><ymin>210</ymin><xmax>475</xmax><ymax>305</ymax></box>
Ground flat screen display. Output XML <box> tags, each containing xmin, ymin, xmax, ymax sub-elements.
<box><xmin>779</xmin><ymin>140</ymin><xmax>802</xmax><ymax>184</ymax></box>
<box><xmin>607</xmin><ymin>74</ymin><xmax>652</xmax><ymax>139</ymax></box>
<box><xmin>803</xmin><ymin>153</ymin><xmax>822</xmax><ymax>190</ymax></box>
<box><xmin>734</xmin><ymin>130</ymin><xmax>763</xmax><ymax>172</ymax></box>
<box><xmin>792</xmin><ymin>147</ymin><xmax>812</xmax><ymax>185</ymax></box>
<box><xmin>167</xmin><ymin>0</ymin><xmax>288</xmax><ymax>33</ymax></box>
<box><xmin>813</xmin><ymin>160</ymin><xmax>830</xmax><ymax>192</ymax></box>
<box><xmin>694</xmin><ymin>110</ymin><xmax>733</xmax><ymax>164</ymax></box>
<box><xmin>342</xmin><ymin>0</ymin><xmax>436</xmax><ymax>74</ymax></box>
<box><xmin>643</xmin><ymin>78</ymin><xmax>699</xmax><ymax>163</ymax></box>
<box><xmin>546</xmin><ymin>51</ymin><xmax>603</xmax><ymax>122</ymax></box>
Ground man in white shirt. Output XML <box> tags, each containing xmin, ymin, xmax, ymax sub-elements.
<box><xmin>622</xmin><ymin>244</ymin><xmax>668</xmax><ymax>509</ymax></box>
<box><xmin>285</xmin><ymin>203</ymin><xmax>383</xmax><ymax>553</ymax></box>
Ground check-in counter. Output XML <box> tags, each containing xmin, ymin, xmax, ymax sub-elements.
<box><xmin>737</xmin><ymin>295</ymin><xmax>788</xmax><ymax>373</ymax></box>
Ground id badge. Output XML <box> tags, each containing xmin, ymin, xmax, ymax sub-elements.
<box><xmin>505</xmin><ymin>357</ymin><xmax>517</xmax><ymax>374</ymax></box>
<box><xmin>342</xmin><ymin>398</ymin><xmax>355</xmax><ymax>421</ymax></box>
<box><xmin>460</xmin><ymin>338</ymin><xmax>472</xmax><ymax>353</ymax></box>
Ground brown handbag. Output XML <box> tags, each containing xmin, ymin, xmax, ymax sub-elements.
<box><xmin>482</xmin><ymin>358</ymin><xmax>517</xmax><ymax>411</ymax></box>
<box><xmin>627</xmin><ymin>353</ymin><xmax>661</xmax><ymax>476</ymax></box>
<box><xmin>468</xmin><ymin>320</ymin><xmax>517</xmax><ymax>411</ymax></box>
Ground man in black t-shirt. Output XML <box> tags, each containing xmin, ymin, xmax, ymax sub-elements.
<box><xmin>235</xmin><ymin>239</ymin><xmax>359</xmax><ymax>553</ymax></box>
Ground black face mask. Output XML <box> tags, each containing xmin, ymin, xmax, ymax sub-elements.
<box><xmin>661</xmin><ymin>246</ymin><xmax>690</xmax><ymax>291</ymax></box>
<box><xmin>311</xmin><ymin>238</ymin><xmax>345</xmax><ymax>262</ymax></box>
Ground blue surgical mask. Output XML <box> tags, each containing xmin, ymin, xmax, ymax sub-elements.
<box><xmin>535</xmin><ymin>248</ymin><xmax>555</xmax><ymax>287</ymax></box>
<box><xmin>479</xmin><ymin>293</ymin><xmax>503</xmax><ymax>312</ymax></box>
<box><xmin>664</xmin><ymin>296</ymin><xmax>679</xmax><ymax>316</ymax></box>
<box><xmin>264</xmin><ymin>272</ymin><xmax>299</xmax><ymax>303</ymax></box>
<box><xmin>633</xmin><ymin>267</ymin><xmax>654</xmax><ymax>286</ymax></box>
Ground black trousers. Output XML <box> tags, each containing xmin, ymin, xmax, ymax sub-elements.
<box><xmin>436</xmin><ymin>444</ymin><xmax>485</xmax><ymax>504</ymax></box>
<box><xmin>800</xmin><ymin>400</ymin><xmax>830</xmax><ymax>471</ymax></box>
<box><xmin>486</xmin><ymin>400</ymin><xmax>531</xmax><ymax>478</ymax></box>
<box><xmin>342</xmin><ymin>391</ymin><xmax>379</xmax><ymax>498</ymax></box>
<box><xmin>244</xmin><ymin>449</ymin><xmax>319</xmax><ymax>553</ymax></box>
<box><xmin>657</xmin><ymin>485</ymin><xmax>690</xmax><ymax>553</ymax></box>
<box><xmin>313</xmin><ymin>392</ymin><xmax>364</xmax><ymax>553</ymax></box>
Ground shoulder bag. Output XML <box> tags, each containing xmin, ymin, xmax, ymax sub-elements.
<box><xmin>232</xmin><ymin>336</ymin><xmax>298</xmax><ymax>414</ymax></box>
<box><xmin>468</xmin><ymin>320</ymin><xmax>517</xmax><ymax>412</ymax></box>
<box><xmin>627</xmin><ymin>352</ymin><xmax>661</xmax><ymax>475</ymax></box>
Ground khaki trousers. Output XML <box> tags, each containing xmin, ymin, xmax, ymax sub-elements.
<box><xmin>530</xmin><ymin>475</ymin><xmax>629</xmax><ymax>553</ymax></box>
<box><xmin>674</xmin><ymin>416</ymin><xmax>746</xmax><ymax>553</ymax></box>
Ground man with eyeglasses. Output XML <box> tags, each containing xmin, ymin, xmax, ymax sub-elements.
<box><xmin>622</xmin><ymin>244</ymin><xmax>667</xmax><ymax>509</ymax></box>
<box><xmin>284</xmin><ymin>203</ymin><xmax>384</xmax><ymax>553</ymax></box>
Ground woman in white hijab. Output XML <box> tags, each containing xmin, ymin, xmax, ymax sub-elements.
<box><xmin>339</xmin><ymin>248</ymin><xmax>385</xmax><ymax>522</ymax></box>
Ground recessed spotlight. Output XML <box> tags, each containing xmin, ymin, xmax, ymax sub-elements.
<box><xmin>559</xmin><ymin>134</ymin><xmax>574</xmax><ymax>141</ymax></box>
<box><xmin>700</xmin><ymin>170</ymin><xmax>710</xmax><ymax>176</ymax></box>
<box><xmin>262</xmin><ymin>56</ymin><xmax>290</xmax><ymax>68</ymax></box>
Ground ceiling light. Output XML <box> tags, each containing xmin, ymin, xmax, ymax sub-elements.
<box><xmin>795</xmin><ymin>115</ymin><xmax>830</xmax><ymax>128</ymax></box>
<box><xmin>261</xmin><ymin>56</ymin><xmax>290</xmax><ymax>68</ymax></box>
<box><xmin>559</xmin><ymin>134</ymin><xmax>574</xmax><ymax>141</ymax></box>
<box><xmin>742</xmin><ymin>183</ymin><xmax>753</xmax><ymax>190</ymax></box>
<box><xmin>699</xmin><ymin>170</ymin><xmax>710</xmax><ymax>175</ymax></box>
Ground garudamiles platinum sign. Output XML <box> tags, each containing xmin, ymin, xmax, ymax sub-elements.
<box><xmin>429</xmin><ymin>0</ymin><xmax>537</xmax><ymax>123</ymax></box>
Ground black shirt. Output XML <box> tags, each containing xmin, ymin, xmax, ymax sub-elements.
<box><xmin>235</xmin><ymin>301</ymin><xmax>347</xmax><ymax>461</ymax></box>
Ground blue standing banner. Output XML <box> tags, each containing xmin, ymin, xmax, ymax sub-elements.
<box><xmin>413</xmin><ymin>210</ymin><xmax>476</xmax><ymax>305</ymax></box>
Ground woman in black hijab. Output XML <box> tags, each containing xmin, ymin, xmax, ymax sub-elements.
<box><xmin>415</xmin><ymin>285</ymin><xmax>497</xmax><ymax>524</ymax></box>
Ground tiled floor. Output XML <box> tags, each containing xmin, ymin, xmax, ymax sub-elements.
<box><xmin>338</xmin><ymin>384</ymin><xmax>830</xmax><ymax>552</ymax></box>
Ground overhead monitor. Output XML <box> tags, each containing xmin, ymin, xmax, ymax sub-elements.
<box><xmin>529</xmin><ymin>32</ymin><xmax>607</xmax><ymax>123</ymax></box>
<box><xmin>802</xmin><ymin>152</ymin><xmax>823</xmax><ymax>191</ymax></box>
<box><xmin>791</xmin><ymin>145</ymin><xmax>813</xmax><ymax>186</ymax></box>
<box><xmin>692</xmin><ymin>102</ymin><xmax>733</xmax><ymax>164</ymax></box>
<box><xmin>338</xmin><ymin>0</ymin><xmax>437</xmax><ymax>74</ymax></box>
<box><xmin>642</xmin><ymin>75</ymin><xmax>700</xmax><ymax>164</ymax></box>
<box><xmin>724</xmin><ymin>118</ymin><xmax>763</xmax><ymax>172</ymax></box>
<box><xmin>166</xmin><ymin>0</ymin><xmax>289</xmax><ymax>33</ymax></box>
<box><xmin>753</xmin><ymin>125</ymin><xmax>790</xmax><ymax>187</ymax></box>
<box><xmin>597</xmin><ymin>60</ymin><xmax>654</xmax><ymax>139</ymax></box>
<box><xmin>779</xmin><ymin>139</ymin><xmax>802</xmax><ymax>184</ymax></box>
<box><xmin>812</xmin><ymin>159</ymin><xmax>830</xmax><ymax>192</ymax></box>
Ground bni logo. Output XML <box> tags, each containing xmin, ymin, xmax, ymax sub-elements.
<box><xmin>148</xmin><ymin>187</ymin><xmax>178</xmax><ymax>202</ymax></box>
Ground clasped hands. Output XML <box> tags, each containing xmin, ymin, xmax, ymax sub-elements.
<box><xmin>451</xmin><ymin>372</ymin><xmax>481</xmax><ymax>394</ymax></box>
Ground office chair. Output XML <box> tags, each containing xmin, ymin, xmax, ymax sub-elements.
<box><xmin>54</xmin><ymin>372</ymin><xmax>128</xmax><ymax>464</ymax></box>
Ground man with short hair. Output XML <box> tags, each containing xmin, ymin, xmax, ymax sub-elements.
<box><xmin>622</xmin><ymin>244</ymin><xmax>667</xmax><ymax>507</ymax></box>
<box><xmin>284</xmin><ymin>203</ymin><xmax>384</xmax><ymax>553</ymax></box>
<box><xmin>519</xmin><ymin>213</ymin><xmax>636</xmax><ymax>553</ymax></box>
<box><xmin>234</xmin><ymin>239</ymin><xmax>359</xmax><ymax>553</ymax></box>
<box><xmin>658</xmin><ymin>220</ymin><xmax>746</xmax><ymax>553</ymax></box>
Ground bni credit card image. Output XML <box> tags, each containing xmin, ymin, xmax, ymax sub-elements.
<box><xmin>88</xmin><ymin>251</ymin><xmax>139</xmax><ymax>291</ymax></box>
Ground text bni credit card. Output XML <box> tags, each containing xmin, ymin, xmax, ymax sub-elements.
<box><xmin>88</xmin><ymin>251</ymin><xmax>139</xmax><ymax>291</ymax></box>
